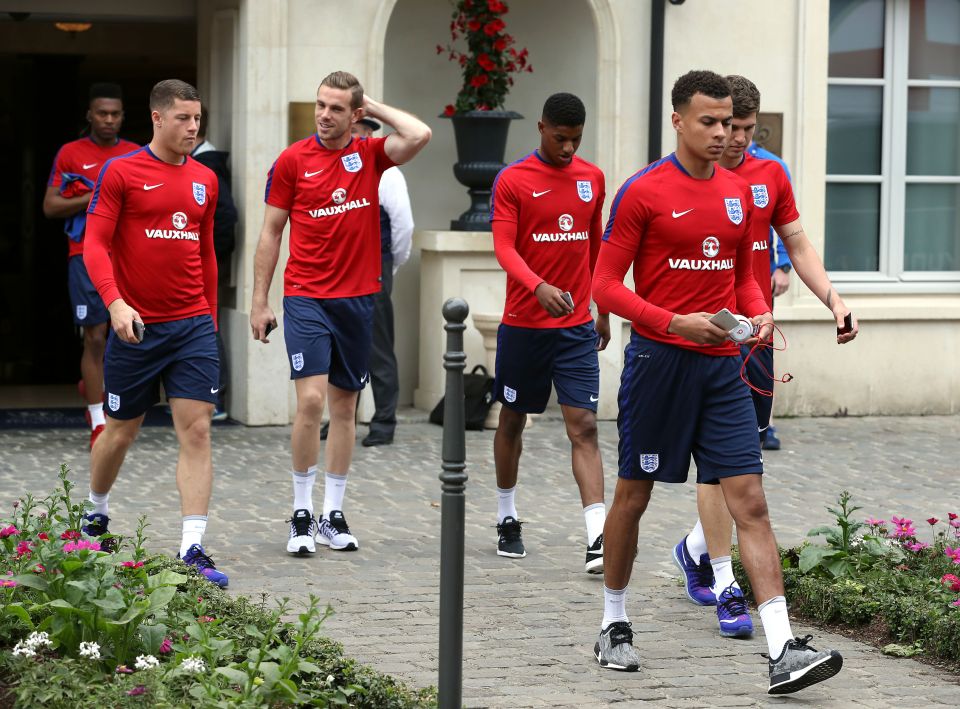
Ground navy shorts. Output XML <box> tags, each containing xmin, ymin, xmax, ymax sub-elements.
<box><xmin>494</xmin><ymin>322</ymin><xmax>600</xmax><ymax>414</ymax></box>
<box><xmin>741</xmin><ymin>344</ymin><xmax>774</xmax><ymax>442</ymax></box>
<box><xmin>282</xmin><ymin>295</ymin><xmax>374</xmax><ymax>390</ymax></box>
<box><xmin>104</xmin><ymin>314</ymin><xmax>219</xmax><ymax>420</ymax></box>
<box><xmin>617</xmin><ymin>332</ymin><xmax>763</xmax><ymax>484</ymax></box>
<box><xmin>68</xmin><ymin>255</ymin><xmax>109</xmax><ymax>326</ymax></box>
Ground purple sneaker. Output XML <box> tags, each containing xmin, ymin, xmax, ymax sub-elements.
<box><xmin>672</xmin><ymin>537</ymin><xmax>716</xmax><ymax>605</ymax></box>
<box><xmin>179</xmin><ymin>544</ymin><xmax>229</xmax><ymax>588</ymax></box>
<box><xmin>716</xmin><ymin>584</ymin><xmax>753</xmax><ymax>638</ymax></box>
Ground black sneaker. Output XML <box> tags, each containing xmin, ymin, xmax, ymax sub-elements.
<box><xmin>286</xmin><ymin>508</ymin><xmax>317</xmax><ymax>555</ymax></box>
<box><xmin>768</xmin><ymin>635</ymin><xmax>843</xmax><ymax>694</ymax></box>
<box><xmin>585</xmin><ymin>533</ymin><xmax>603</xmax><ymax>574</ymax></box>
<box><xmin>496</xmin><ymin>516</ymin><xmax>526</xmax><ymax>558</ymax></box>
<box><xmin>81</xmin><ymin>512</ymin><xmax>116</xmax><ymax>552</ymax></box>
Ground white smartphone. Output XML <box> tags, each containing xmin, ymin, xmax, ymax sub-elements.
<box><xmin>709</xmin><ymin>308</ymin><xmax>741</xmax><ymax>331</ymax></box>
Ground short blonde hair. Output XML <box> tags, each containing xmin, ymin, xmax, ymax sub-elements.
<box><xmin>319</xmin><ymin>71</ymin><xmax>363</xmax><ymax>109</ymax></box>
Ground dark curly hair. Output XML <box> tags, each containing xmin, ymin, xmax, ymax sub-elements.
<box><xmin>726</xmin><ymin>74</ymin><xmax>761</xmax><ymax>118</ymax></box>
<box><xmin>671</xmin><ymin>70</ymin><xmax>731</xmax><ymax>111</ymax></box>
<box><xmin>542</xmin><ymin>92</ymin><xmax>586</xmax><ymax>127</ymax></box>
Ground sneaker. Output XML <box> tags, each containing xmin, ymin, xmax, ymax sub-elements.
<box><xmin>496</xmin><ymin>516</ymin><xmax>526</xmax><ymax>558</ymax></box>
<box><xmin>320</xmin><ymin>422</ymin><xmax>329</xmax><ymax>441</ymax></box>
<box><xmin>671</xmin><ymin>537</ymin><xmax>716</xmax><ymax>605</ymax></box>
<box><xmin>286</xmin><ymin>509</ymin><xmax>317</xmax><ymax>555</ymax></box>
<box><xmin>715</xmin><ymin>584</ymin><xmax>753</xmax><ymax>638</ymax></box>
<box><xmin>211</xmin><ymin>407</ymin><xmax>228</xmax><ymax>422</ymax></box>
<box><xmin>81</xmin><ymin>512</ymin><xmax>115</xmax><ymax>551</ymax></box>
<box><xmin>585</xmin><ymin>533</ymin><xmax>603</xmax><ymax>574</ymax></box>
<box><xmin>179</xmin><ymin>544</ymin><xmax>229</xmax><ymax>588</ymax></box>
<box><xmin>594</xmin><ymin>622</ymin><xmax>641</xmax><ymax>672</ymax></box>
<box><xmin>763</xmin><ymin>426</ymin><xmax>782</xmax><ymax>451</ymax></box>
<box><xmin>767</xmin><ymin>635</ymin><xmax>843</xmax><ymax>695</ymax></box>
<box><xmin>316</xmin><ymin>510</ymin><xmax>358</xmax><ymax>551</ymax></box>
<box><xmin>90</xmin><ymin>424</ymin><xmax>105</xmax><ymax>451</ymax></box>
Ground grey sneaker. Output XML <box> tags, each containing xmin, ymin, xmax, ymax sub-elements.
<box><xmin>594</xmin><ymin>621</ymin><xmax>641</xmax><ymax>672</ymax></box>
<box><xmin>768</xmin><ymin>635</ymin><xmax>843</xmax><ymax>694</ymax></box>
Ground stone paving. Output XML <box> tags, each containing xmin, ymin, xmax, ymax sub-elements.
<box><xmin>0</xmin><ymin>413</ymin><xmax>958</xmax><ymax>707</ymax></box>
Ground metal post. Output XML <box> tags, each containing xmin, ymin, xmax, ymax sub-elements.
<box><xmin>438</xmin><ymin>297</ymin><xmax>469</xmax><ymax>709</ymax></box>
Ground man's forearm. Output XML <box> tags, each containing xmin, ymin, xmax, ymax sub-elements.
<box><xmin>43</xmin><ymin>192</ymin><xmax>91</xmax><ymax>219</ymax></box>
<box><xmin>252</xmin><ymin>230</ymin><xmax>282</xmax><ymax>305</ymax></box>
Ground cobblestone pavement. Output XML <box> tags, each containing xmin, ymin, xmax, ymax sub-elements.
<box><xmin>0</xmin><ymin>414</ymin><xmax>958</xmax><ymax>707</ymax></box>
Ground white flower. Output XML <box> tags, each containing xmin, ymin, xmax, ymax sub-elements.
<box><xmin>79</xmin><ymin>641</ymin><xmax>101</xmax><ymax>659</ymax></box>
<box><xmin>181</xmin><ymin>656</ymin><xmax>206</xmax><ymax>674</ymax></box>
<box><xmin>12</xmin><ymin>641</ymin><xmax>36</xmax><ymax>657</ymax></box>
<box><xmin>25</xmin><ymin>631</ymin><xmax>51</xmax><ymax>649</ymax></box>
<box><xmin>135</xmin><ymin>654</ymin><xmax>160</xmax><ymax>670</ymax></box>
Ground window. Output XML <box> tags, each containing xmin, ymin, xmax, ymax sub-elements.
<box><xmin>826</xmin><ymin>0</ymin><xmax>960</xmax><ymax>287</ymax></box>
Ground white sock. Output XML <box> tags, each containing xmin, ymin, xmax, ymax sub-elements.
<box><xmin>496</xmin><ymin>486</ymin><xmax>517</xmax><ymax>523</ymax></box>
<box><xmin>88</xmin><ymin>489</ymin><xmax>109</xmax><ymax>516</ymax></box>
<box><xmin>583</xmin><ymin>502</ymin><xmax>606</xmax><ymax>545</ymax></box>
<box><xmin>180</xmin><ymin>515</ymin><xmax>208</xmax><ymax>557</ymax></box>
<box><xmin>88</xmin><ymin>403</ymin><xmax>105</xmax><ymax>429</ymax></box>
<box><xmin>758</xmin><ymin>596</ymin><xmax>794</xmax><ymax>658</ymax></box>
<box><xmin>710</xmin><ymin>555</ymin><xmax>738</xmax><ymax>594</ymax></box>
<box><xmin>322</xmin><ymin>472</ymin><xmax>347</xmax><ymax>519</ymax></box>
<box><xmin>292</xmin><ymin>467</ymin><xmax>317</xmax><ymax>514</ymax></box>
<box><xmin>685</xmin><ymin>519</ymin><xmax>708</xmax><ymax>560</ymax></box>
<box><xmin>601</xmin><ymin>586</ymin><xmax>628</xmax><ymax>629</ymax></box>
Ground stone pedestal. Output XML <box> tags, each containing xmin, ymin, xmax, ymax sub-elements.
<box><xmin>470</xmin><ymin>312</ymin><xmax>502</xmax><ymax>429</ymax></box>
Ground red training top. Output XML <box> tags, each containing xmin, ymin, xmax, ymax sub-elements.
<box><xmin>593</xmin><ymin>153</ymin><xmax>767</xmax><ymax>356</ymax></box>
<box><xmin>490</xmin><ymin>151</ymin><xmax>606</xmax><ymax>328</ymax></box>
<box><xmin>727</xmin><ymin>152</ymin><xmax>799</xmax><ymax>309</ymax></box>
<box><xmin>264</xmin><ymin>135</ymin><xmax>396</xmax><ymax>298</ymax></box>
<box><xmin>47</xmin><ymin>136</ymin><xmax>139</xmax><ymax>257</ymax></box>
<box><xmin>84</xmin><ymin>146</ymin><xmax>219</xmax><ymax>326</ymax></box>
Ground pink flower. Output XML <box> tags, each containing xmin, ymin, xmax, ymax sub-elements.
<box><xmin>906</xmin><ymin>542</ymin><xmax>929</xmax><ymax>552</ymax></box>
<box><xmin>0</xmin><ymin>525</ymin><xmax>19</xmax><ymax>538</ymax></box>
<box><xmin>941</xmin><ymin>574</ymin><xmax>960</xmax><ymax>592</ymax></box>
<box><xmin>891</xmin><ymin>525</ymin><xmax>917</xmax><ymax>539</ymax></box>
<box><xmin>159</xmin><ymin>637</ymin><xmax>172</xmax><ymax>654</ymax></box>
<box><xmin>198</xmin><ymin>615</ymin><xmax>215</xmax><ymax>623</ymax></box>
<box><xmin>946</xmin><ymin>546</ymin><xmax>960</xmax><ymax>564</ymax></box>
<box><xmin>927</xmin><ymin>517</ymin><xmax>939</xmax><ymax>526</ymax></box>
<box><xmin>951</xmin><ymin>520</ymin><xmax>960</xmax><ymax>530</ymax></box>
<box><xmin>63</xmin><ymin>539</ymin><xmax>101</xmax><ymax>553</ymax></box>
<box><xmin>126</xmin><ymin>685</ymin><xmax>146</xmax><ymax>696</ymax></box>
<box><xmin>116</xmin><ymin>665</ymin><xmax>134</xmax><ymax>674</ymax></box>
<box><xmin>0</xmin><ymin>579</ymin><xmax>16</xmax><ymax>588</ymax></box>
<box><xmin>121</xmin><ymin>561</ymin><xmax>144</xmax><ymax>569</ymax></box>
<box><xmin>891</xmin><ymin>516</ymin><xmax>910</xmax><ymax>527</ymax></box>
<box><xmin>15</xmin><ymin>541</ymin><xmax>31</xmax><ymax>558</ymax></box>
<box><xmin>865</xmin><ymin>517</ymin><xmax>885</xmax><ymax>527</ymax></box>
<box><xmin>33</xmin><ymin>564</ymin><xmax>45</xmax><ymax>573</ymax></box>
<box><xmin>60</xmin><ymin>530</ymin><xmax>81</xmax><ymax>540</ymax></box>
<box><xmin>952</xmin><ymin>599</ymin><xmax>960</xmax><ymax>607</ymax></box>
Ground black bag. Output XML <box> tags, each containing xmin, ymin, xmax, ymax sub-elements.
<box><xmin>429</xmin><ymin>364</ymin><xmax>495</xmax><ymax>431</ymax></box>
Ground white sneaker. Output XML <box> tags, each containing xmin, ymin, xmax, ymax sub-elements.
<box><xmin>585</xmin><ymin>533</ymin><xmax>604</xmax><ymax>574</ymax></box>
<box><xmin>316</xmin><ymin>510</ymin><xmax>358</xmax><ymax>551</ymax></box>
<box><xmin>286</xmin><ymin>509</ymin><xmax>317</xmax><ymax>555</ymax></box>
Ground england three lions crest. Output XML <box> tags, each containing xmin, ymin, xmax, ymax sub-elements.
<box><xmin>577</xmin><ymin>180</ymin><xmax>593</xmax><ymax>202</ymax></box>
<box><xmin>639</xmin><ymin>453</ymin><xmax>659</xmax><ymax>473</ymax></box>
<box><xmin>341</xmin><ymin>152</ymin><xmax>363</xmax><ymax>173</ymax></box>
<box><xmin>724</xmin><ymin>198</ymin><xmax>744</xmax><ymax>225</ymax></box>
<box><xmin>751</xmin><ymin>184</ymin><xmax>769</xmax><ymax>208</ymax></box>
<box><xmin>192</xmin><ymin>182</ymin><xmax>206</xmax><ymax>206</ymax></box>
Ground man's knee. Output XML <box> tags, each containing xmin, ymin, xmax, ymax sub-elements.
<box><xmin>296</xmin><ymin>386</ymin><xmax>327</xmax><ymax>420</ymax></box>
<box><xmin>84</xmin><ymin>324</ymin><xmax>108</xmax><ymax>350</ymax></box>
<box><xmin>613</xmin><ymin>479</ymin><xmax>653</xmax><ymax>517</ymax></box>
<box><xmin>497</xmin><ymin>406</ymin><xmax>526</xmax><ymax>437</ymax></box>
<box><xmin>722</xmin><ymin>478</ymin><xmax>769</xmax><ymax>524</ymax></box>
<box><xmin>564</xmin><ymin>409</ymin><xmax>598</xmax><ymax>448</ymax></box>
<box><xmin>178</xmin><ymin>413</ymin><xmax>212</xmax><ymax>450</ymax></box>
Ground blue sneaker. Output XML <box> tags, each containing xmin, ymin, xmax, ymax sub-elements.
<box><xmin>81</xmin><ymin>512</ymin><xmax>116</xmax><ymax>552</ymax></box>
<box><xmin>716</xmin><ymin>584</ymin><xmax>753</xmax><ymax>638</ymax></box>
<box><xmin>672</xmin><ymin>537</ymin><xmax>716</xmax><ymax>606</ymax></box>
<box><xmin>763</xmin><ymin>426</ymin><xmax>782</xmax><ymax>450</ymax></box>
<box><xmin>179</xmin><ymin>544</ymin><xmax>229</xmax><ymax>588</ymax></box>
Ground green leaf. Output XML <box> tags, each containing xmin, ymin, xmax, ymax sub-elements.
<box><xmin>139</xmin><ymin>623</ymin><xmax>168</xmax><ymax>654</ymax></box>
<box><xmin>58</xmin><ymin>558</ymin><xmax>85</xmax><ymax>574</ymax></box>
<box><xmin>108</xmin><ymin>598</ymin><xmax>148</xmax><ymax>626</ymax></box>
<box><xmin>3</xmin><ymin>603</ymin><xmax>34</xmax><ymax>628</ymax></box>
<box><xmin>798</xmin><ymin>545</ymin><xmax>836</xmax><ymax>573</ymax></box>
<box><xmin>147</xmin><ymin>569</ymin><xmax>189</xmax><ymax>589</ymax></box>
<box><xmin>11</xmin><ymin>574</ymin><xmax>49</xmax><ymax>592</ymax></box>
<box><xmin>274</xmin><ymin>678</ymin><xmax>300</xmax><ymax>700</ymax></box>
<box><xmin>45</xmin><ymin>598</ymin><xmax>77</xmax><ymax>612</ymax></box>
<box><xmin>297</xmin><ymin>660</ymin><xmax>321</xmax><ymax>674</ymax></box>
<box><xmin>823</xmin><ymin>556</ymin><xmax>853</xmax><ymax>578</ymax></box>
<box><xmin>882</xmin><ymin>642</ymin><xmax>922</xmax><ymax>657</ymax></box>
<box><xmin>215</xmin><ymin>666</ymin><xmax>250</xmax><ymax>684</ymax></box>
<box><xmin>806</xmin><ymin>526</ymin><xmax>836</xmax><ymax>539</ymax></box>
<box><xmin>147</xmin><ymin>585</ymin><xmax>177</xmax><ymax>614</ymax></box>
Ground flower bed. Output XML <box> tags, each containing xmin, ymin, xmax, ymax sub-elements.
<box><xmin>0</xmin><ymin>466</ymin><xmax>436</xmax><ymax>707</ymax></box>
<box><xmin>733</xmin><ymin>491</ymin><xmax>960</xmax><ymax>667</ymax></box>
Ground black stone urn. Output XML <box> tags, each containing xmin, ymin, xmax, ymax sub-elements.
<box><xmin>445</xmin><ymin>110</ymin><xmax>522</xmax><ymax>231</ymax></box>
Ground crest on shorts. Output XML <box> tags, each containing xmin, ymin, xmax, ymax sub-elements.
<box><xmin>341</xmin><ymin>152</ymin><xmax>363</xmax><ymax>173</ymax></box>
<box><xmin>108</xmin><ymin>393</ymin><xmax>120</xmax><ymax>412</ymax></box>
<box><xmin>751</xmin><ymin>184</ymin><xmax>769</xmax><ymax>208</ymax></box>
<box><xmin>503</xmin><ymin>386</ymin><xmax>517</xmax><ymax>403</ymax></box>
<box><xmin>639</xmin><ymin>453</ymin><xmax>659</xmax><ymax>473</ymax></box>
<box><xmin>192</xmin><ymin>182</ymin><xmax>206</xmax><ymax>206</ymax></box>
<box><xmin>577</xmin><ymin>180</ymin><xmax>593</xmax><ymax>202</ymax></box>
<box><xmin>76</xmin><ymin>305</ymin><xmax>87</xmax><ymax>321</ymax></box>
<box><xmin>724</xmin><ymin>198</ymin><xmax>743</xmax><ymax>225</ymax></box>
<box><xmin>292</xmin><ymin>352</ymin><xmax>304</xmax><ymax>371</ymax></box>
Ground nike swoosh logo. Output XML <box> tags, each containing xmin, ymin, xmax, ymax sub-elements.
<box><xmin>210</xmin><ymin>387</ymin><xmax>220</xmax><ymax>394</ymax></box>
<box><xmin>589</xmin><ymin>395</ymin><xmax>599</xmax><ymax>402</ymax></box>
<box><xmin>304</xmin><ymin>169</ymin><xmax>324</xmax><ymax>178</ymax></box>
<box><xmin>143</xmin><ymin>183</ymin><xmax>163</xmax><ymax>190</ymax></box>
<box><xmin>360</xmin><ymin>373</ymin><xmax>368</xmax><ymax>384</ymax></box>
<box><xmin>532</xmin><ymin>190</ymin><xmax>551</xmax><ymax>198</ymax></box>
<box><xmin>672</xmin><ymin>209</ymin><xmax>694</xmax><ymax>218</ymax></box>
<box><xmin>82</xmin><ymin>162</ymin><xmax>99</xmax><ymax>170</ymax></box>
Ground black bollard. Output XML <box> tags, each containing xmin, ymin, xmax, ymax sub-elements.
<box><xmin>439</xmin><ymin>297</ymin><xmax>469</xmax><ymax>709</ymax></box>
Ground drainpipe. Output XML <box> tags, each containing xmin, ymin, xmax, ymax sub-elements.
<box><xmin>649</xmin><ymin>0</ymin><xmax>685</xmax><ymax>164</ymax></box>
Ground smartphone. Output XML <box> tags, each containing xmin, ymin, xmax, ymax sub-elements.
<box><xmin>838</xmin><ymin>312</ymin><xmax>853</xmax><ymax>335</ymax></box>
<box><xmin>132</xmin><ymin>320</ymin><xmax>145</xmax><ymax>343</ymax></box>
<box><xmin>560</xmin><ymin>291</ymin><xmax>574</xmax><ymax>310</ymax></box>
<box><xmin>264</xmin><ymin>322</ymin><xmax>275</xmax><ymax>337</ymax></box>
<box><xmin>709</xmin><ymin>308</ymin><xmax>741</xmax><ymax>331</ymax></box>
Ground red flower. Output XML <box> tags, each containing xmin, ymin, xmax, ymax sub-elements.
<box><xmin>467</xmin><ymin>20</ymin><xmax>481</xmax><ymax>32</ymax></box>
<box><xmin>159</xmin><ymin>637</ymin><xmax>173</xmax><ymax>654</ymax></box>
<box><xmin>477</xmin><ymin>53</ymin><xmax>497</xmax><ymax>71</ymax></box>
<box><xmin>493</xmin><ymin>38</ymin><xmax>507</xmax><ymax>51</ymax></box>
<box><xmin>37</xmin><ymin>532</ymin><xmax>49</xmax><ymax>541</ymax></box>
<box><xmin>436</xmin><ymin>44</ymin><xmax>444</xmax><ymax>55</ymax></box>
<box><xmin>15</xmin><ymin>541</ymin><xmax>31</xmax><ymax>558</ymax></box>
<box><xmin>483</xmin><ymin>19</ymin><xmax>506</xmax><ymax>36</ymax></box>
<box><xmin>488</xmin><ymin>0</ymin><xmax>508</xmax><ymax>12</ymax></box>
<box><xmin>60</xmin><ymin>530</ymin><xmax>81</xmax><ymax>540</ymax></box>
<box><xmin>443</xmin><ymin>105</ymin><xmax>456</xmax><ymax>117</ymax></box>
<box><xmin>469</xmin><ymin>74</ymin><xmax>489</xmax><ymax>87</ymax></box>
<box><xmin>942</xmin><ymin>574</ymin><xmax>960</xmax><ymax>592</ymax></box>
<box><xmin>33</xmin><ymin>564</ymin><xmax>45</xmax><ymax>573</ymax></box>
<box><xmin>928</xmin><ymin>517</ymin><xmax>939</xmax><ymax>525</ymax></box>
<box><xmin>950</xmin><ymin>513</ymin><xmax>958</xmax><ymax>521</ymax></box>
